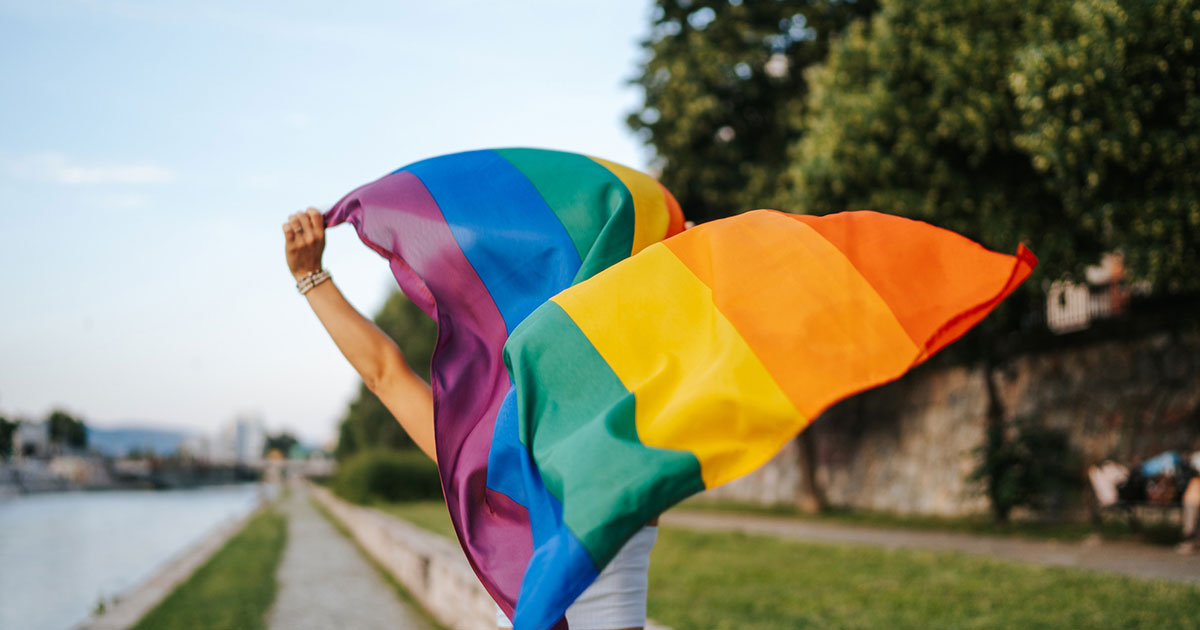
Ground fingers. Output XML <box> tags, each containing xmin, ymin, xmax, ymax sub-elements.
<box><xmin>305</xmin><ymin>207</ymin><xmax>325</xmax><ymax>237</ymax></box>
<box><xmin>288</xmin><ymin>214</ymin><xmax>308</xmax><ymax>245</ymax></box>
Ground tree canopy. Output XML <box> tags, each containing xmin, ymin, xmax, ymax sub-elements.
<box><xmin>47</xmin><ymin>409</ymin><xmax>87</xmax><ymax>449</ymax></box>
<box><xmin>629</xmin><ymin>0</ymin><xmax>1199</xmax><ymax>295</ymax></box>
<box><xmin>790</xmin><ymin>0</ymin><xmax>1200</xmax><ymax>292</ymax></box>
<box><xmin>627</xmin><ymin>0</ymin><xmax>877</xmax><ymax>222</ymax></box>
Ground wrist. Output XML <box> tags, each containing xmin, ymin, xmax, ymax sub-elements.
<box><xmin>296</xmin><ymin>269</ymin><xmax>331</xmax><ymax>294</ymax></box>
<box><xmin>292</xmin><ymin>268</ymin><xmax>319</xmax><ymax>282</ymax></box>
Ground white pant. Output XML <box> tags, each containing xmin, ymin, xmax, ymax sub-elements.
<box><xmin>497</xmin><ymin>526</ymin><xmax>658</xmax><ymax>629</ymax></box>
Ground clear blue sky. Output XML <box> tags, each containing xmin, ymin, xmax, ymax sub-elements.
<box><xmin>0</xmin><ymin>0</ymin><xmax>656</xmax><ymax>444</ymax></box>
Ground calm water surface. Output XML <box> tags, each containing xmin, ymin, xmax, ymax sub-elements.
<box><xmin>0</xmin><ymin>484</ymin><xmax>264</xmax><ymax>630</ymax></box>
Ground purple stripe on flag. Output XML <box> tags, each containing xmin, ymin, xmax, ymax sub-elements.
<box><xmin>324</xmin><ymin>171</ymin><xmax>532</xmax><ymax>615</ymax></box>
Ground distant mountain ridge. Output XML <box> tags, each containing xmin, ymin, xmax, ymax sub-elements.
<box><xmin>86</xmin><ymin>426</ymin><xmax>190</xmax><ymax>457</ymax></box>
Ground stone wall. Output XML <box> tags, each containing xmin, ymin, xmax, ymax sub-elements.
<box><xmin>702</xmin><ymin>332</ymin><xmax>1200</xmax><ymax>517</ymax></box>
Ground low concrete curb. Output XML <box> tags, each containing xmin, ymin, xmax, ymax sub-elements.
<box><xmin>73</xmin><ymin>503</ymin><xmax>264</xmax><ymax>630</ymax></box>
<box><xmin>310</xmin><ymin>485</ymin><xmax>495</xmax><ymax>629</ymax></box>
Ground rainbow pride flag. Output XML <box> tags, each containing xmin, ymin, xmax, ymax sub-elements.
<box><xmin>326</xmin><ymin>148</ymin><xmax>1036</xmax><ymax>630</ymax></box>
<box><xmin>325</xmin><ymin>148</ymin><xmax>684</xmax><ymax>628</ymax></box>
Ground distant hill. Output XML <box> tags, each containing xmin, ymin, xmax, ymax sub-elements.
<box><xmin>87</xmin><ymin>426</ymin><xmax>189</xmax><ymax>457</ymax></box>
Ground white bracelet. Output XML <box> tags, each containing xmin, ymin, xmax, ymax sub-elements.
<box><xmin>297</xmin><ymin>269</ymin><xmax>331</xmax><ymax>295</ymax></box>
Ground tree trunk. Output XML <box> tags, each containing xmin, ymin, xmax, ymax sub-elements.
<box><xmin>796</xmin><ymin>431</ymin><xmax>826</xmax><ymax>514</ymax></box>
<box><xmin>983</xmin><ymin>358</ymin><xmax>1009</xmax><ymax>523</ymax></box>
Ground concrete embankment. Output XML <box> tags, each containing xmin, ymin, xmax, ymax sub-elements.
<box><xmin>72</xmin><ymin>504</ymin><xmax>263</xmax><ymax>630</ymax></box>
<box><xmin>310</xmin><ymin>485</ymin><xmax>495</xmax><ymax>629</ymax></box>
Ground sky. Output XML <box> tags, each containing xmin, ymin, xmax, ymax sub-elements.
<box><xmin>0</xmin><ymin>0</ymin><xmax>657</xmax><ymax>445</ymax></box>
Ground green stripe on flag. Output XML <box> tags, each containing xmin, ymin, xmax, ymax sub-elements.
<box><xmin>506</xmin><ymin>301</ymin><xmax>706</xmax><ymax>567</ymax></box>
<box><xmin>496</xmin><ymin>148</ymin><xmax>637</xmax><ymax>284</ymax></box>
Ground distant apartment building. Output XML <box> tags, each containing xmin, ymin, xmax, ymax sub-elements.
<box><xmin>213</xmin><ymin>415</ymin><xmax>266</xmax><ymax>464</ymax></box>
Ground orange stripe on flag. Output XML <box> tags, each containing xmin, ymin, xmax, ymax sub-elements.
<box><xmin>792</xmin><ymin>211</ymin><xmax>1037</xmax><ymax>360</ymax></box>
<box><xmin>664</xmin><ymin>210</ymin><xmax>920</xmax><ymax>419</ymax></box>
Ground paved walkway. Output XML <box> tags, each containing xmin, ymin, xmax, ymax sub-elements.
<box><xmin>663</xmin><ymin>510</ymin><xmax>1200</xmax><ymax>584</ymax></box>
<box><xmin>268</xmin><ymin>487</ymin><xmax>433</xmax><ymax>630</ymax></box>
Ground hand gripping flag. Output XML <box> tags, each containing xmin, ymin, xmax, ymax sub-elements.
<box><xmin>325</xmin><ymin>148</ymin><xmax>1037</xmax><ymax>630</ymax></box>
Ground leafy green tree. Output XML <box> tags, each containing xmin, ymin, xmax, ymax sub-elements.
<box><xmin>262</xmin><ymin>432</ymin><xmax>299</xmax><ymax>457</ymax></box>
<box><xmin>790</xmin><ymin>0</ymin><xmax>1200</xmax><ymax>293</ymax></box>
<box><xmin>0</xmin><ymin>415</ymin><xmax>15</xmax><ymax>458</ymax></box>
<box><xmin>970</xmin><ymin>418</ymin><xmax>1083</xmax><ymax>523</ymax></box>
<box><xmin>627</xmin><ymin>0</ymin><xmax>877</xmax><ymax>222</ymax></box>
<box><xmin>335</xmin><ymin>290</ymin><xmax>438</xmax><ymax>458</ymax></box>
<box><xmin>47</xmin><ymin>409</ymin><xmax>87</xmax><ymax>449</ymax></box>
<box><xmin>1009</xmin><ymin>0</ymin><xmax>1200</xmax><ymax>293</ymax></box>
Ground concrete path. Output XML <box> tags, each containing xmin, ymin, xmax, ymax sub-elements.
<box><xmin>268</xmin><ymin>487</ymin><xmax>433</xmax><ymax>630</ymax></box>
<box><xmin>663</xmin><ymin>510</ymin><xmax>1200</xmax><ymax>584</ymax></box>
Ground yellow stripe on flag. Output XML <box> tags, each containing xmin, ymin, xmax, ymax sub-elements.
<box><xmin>589</xmin><ymin>157</ymin><xmax>670</xmax><ymax>256</ymax></box>
<box><xmin>551</xmin><ymin>243</ymin><xmax>804</xmax><ymax>488</ymax></box>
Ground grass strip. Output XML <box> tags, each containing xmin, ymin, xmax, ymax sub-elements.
<box><xmin>130</xmin><ymin>507</ymin><xmax>286</xmax><ymax>630</ymax></box>
<box><xmin>372</xmin><ymin>499</ymin><xmax>456</xmax><ymax>539</ymax></box>
<box><xmin>379</xmin><ymin>499</ymin><xmax>1200</xmax><ymax>628</ymax></box>
<box><xmin>647</xmin><ymin>527</ymin><xmax>1200</xmax><ymax>630</ymax></box>
<box><xmin>309</xmin><ymin>497</ymin><xmax>448</xmax><ymax>630</ymax></box>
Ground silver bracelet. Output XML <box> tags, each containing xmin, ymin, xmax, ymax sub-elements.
<box><xmin>297</xmin><ymin>269</ymin><xmax>331</xmax><ymax>295</ymax></box>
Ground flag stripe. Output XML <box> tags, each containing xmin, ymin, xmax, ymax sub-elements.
<box><xmin>792</xmin><ymin>211</ymin><xmax>1031</xmax><ymax>356</ymax></box>
<box><xmin>551</xmin><ymin>243</ymin><xmax>801</xmax><ymax>490</ymax></box>
<box><xmin>508</xmin><ymin>301</ymin><xmax>705</xmax><ymax>566</ymax></box>
<box><xmin>494</xmin><ymin>148</ymin><xmax>637</xmax><ymax>283</ymax></box>
<box><xmin>588</xmin><ymin>157</ymin><xmax>673</xmax><ymax>255</ymax></box>
<box><xmin>664</xmin><ymin>211</ymin><xmax>920</xmax><ymax>419</ymax></box>
<box><xmin>405</xmin><ymin>150</ymin><xmax>581</xmax><ymax>334</ymax></box>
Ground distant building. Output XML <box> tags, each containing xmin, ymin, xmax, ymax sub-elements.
<box><xmin>214</xmin><ymin>415</ymin><xmax>266</xmax><ymax>464</ymax></box>
<box><xmin>13</xmin><ymin>422</ymin><xmax>50</xmax><ymax>459</ymax></box>
<box><xmin>178</xmin><ymin>434</ymin><xmax>212</xmax><ymax>461</ymax></box>
<box><xmin>1046</xmin><ymin>253</ymin><xmax>1137</xmax><ymax>334</ymax></box>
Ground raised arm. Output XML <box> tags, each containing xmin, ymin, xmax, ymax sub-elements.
<box><xmin>284</xmin><ymin>208</ymin><xmax>437</xmax><ymax>463</ymax></box>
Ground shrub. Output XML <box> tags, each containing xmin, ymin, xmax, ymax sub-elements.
<box><xmin>971</xmin><ymin>418</ymin><xmax>1084</xmax><ymax>523</ymax></box>
<box><xmin>332</xmin><ymin>449</ymin><xmax>442</xmax><ymax>504</ymax></box>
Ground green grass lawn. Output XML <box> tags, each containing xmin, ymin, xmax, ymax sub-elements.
<box><xmin>380</xmin><ymin>500</ymin><xmax>1200</xmax><ymax>629</ymax></box>
<box><xmin>648</xmin><ymin>527</ymin><xmax>1200</xmax><ymax>630</ymax></box>
<box><xmin>130</xmin><ymin>507</ymin><xmax>287</xmax><ymax>630</ymax></box>
<box><xmin>373</xmin><ymin>499</ymin><xmax>457</xmax><ymax>538</ymax></box>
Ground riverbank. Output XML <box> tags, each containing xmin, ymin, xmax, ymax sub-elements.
<box><xmin>0</xmin><ymin>485</ymin><xmax>265</xmax><ymax>630</ymax></box>
<box><xmin>75</xmin><ymin>505</ymin><xmax>269</xmax><ymax>630</ymax></box>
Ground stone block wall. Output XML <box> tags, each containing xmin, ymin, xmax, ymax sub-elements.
<box><xmin>702</xmin><ymin>332</ymin><xmax>1200</xmax><ymax>517</ymax></box>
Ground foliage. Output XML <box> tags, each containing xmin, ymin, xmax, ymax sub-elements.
<box><xmin>46</xmin><ymin>409</ymin><xmax>87</xmax><ymax>449</ymax></box>
<box><xmin>332</xmin><ymin>449</ymin><xmax>442</xmax><ymax>505</ymax></box>
<box><xmin>627</xmin><ymin>0</ymin><xmax>878</xmax><ymax>222</ymax></box>
<box><xmin>790</xmin><ymin>0</ymin><xmax>1200</xmax><ymax>294</ymax></box>
<box><xmin>970</xmin><ymin>418</ymin><xmax>1084</xmax><ymax>523</ymax></box>
<box><xmin>335</xmin><ymin>290</ymin><xmax>437</xmax><ymax>459</ymax></box>
<box><xmin>0</xmin><ymin>416</ymin><xmax>14</xmax><ymax>458</ymax></box>
<box><xmin>262</xmin><ymin>432</ymin><xmax>298</xmax><ymax>457</ymax></box>
<box><xmin>647</xmin><ymin>528</ymin><xmax>1200</xmax><ymax>629</ymax></box>
<box><xmin>1009</xmin><ymin>0</ymin><xmax>1200</xmax><ymax>293</ymax></box>
<box><xmin>130</xmin><ymin>508</ymin><xmax>286</xmax><ymax>630</ymax></box>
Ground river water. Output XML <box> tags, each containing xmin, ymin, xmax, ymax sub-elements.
<box><xmin>0</xmin><ymin>484</ymin><xmax>264</xmax><ymax>630</ymax></box>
